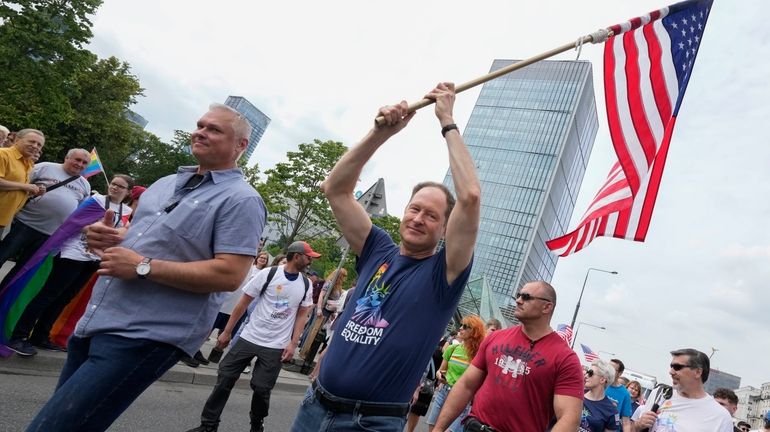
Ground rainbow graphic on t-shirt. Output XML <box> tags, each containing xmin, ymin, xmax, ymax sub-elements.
<box><xmin>350</xmin><ymin>262</ymin><xmax>390</xmax><ymax>328</ymax></box>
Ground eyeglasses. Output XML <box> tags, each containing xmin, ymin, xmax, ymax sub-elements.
<box><xmin>109</xmin><ymin>182</ymin><xmax>128</xmax><ymax>190</ymax></box>
<box><xmin>460</xmin><ymin>324</ymin><xmax>470</xmax><ymax>330</ymax></box>
<box><xmin>585</xmin><ymin>369</ymin><xmax>595</xmax><ymax>377</ymax></box>
<box><xmin>515</xmin><ymin>292</ymin><xmax>553</xmax><ymax>303</ymax></box>
<box><xmin>739</xmin><ymin>427</ymin><xmax>750</xmax><ymax>432</ymax></box>
<box><xmin>669</xmin><ymin>363</ymin><xmax>692</xmax><ymax>371</ymax></box>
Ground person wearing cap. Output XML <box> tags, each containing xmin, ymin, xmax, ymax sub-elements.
<box><xmin>186</xmin><ymin>241</ymin><xmax>317</xmax><ymax>432</ymax></box>
<box><xmin>291</xmin><ymin>82</ymin><xmax>480</xmax><ymax>431</ymax></box>
<box><xmin>631</xmin><ymin>348</ymin><xmax>733</xmax><ymax>431</ymax></box>
<box><xmin>26</xmin><ymin>104</ymin><xmax>266</xmax><ymax>432</ymax></box>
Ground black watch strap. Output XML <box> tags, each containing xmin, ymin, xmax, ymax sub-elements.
<box><xmin>441</xmin><ymin>123</ymin><xmax>459</xmax><ymax>137</ymax></box>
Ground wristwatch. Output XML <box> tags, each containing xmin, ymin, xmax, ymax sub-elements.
<box><xmin>136</xmin><ymin>257</ymin><xmax>152</xmax><ymax>279</ymax></box>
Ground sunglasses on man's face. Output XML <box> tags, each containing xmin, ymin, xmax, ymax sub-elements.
<box><xmin>515</xmin><ymin>292</ymin><xmax>553</xmax><ymax>303</ymax></box>
<box><xmin>669</xmin><ymin>363</ymin><xmax>692</xmax><ymax>371</ymax></box>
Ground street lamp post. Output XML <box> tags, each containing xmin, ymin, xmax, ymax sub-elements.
<box><xmin>571</xmin><ymin>321</ymin><xmax>605</xmax><ymax>349</ymax></box>
<box><xmin>569</xmin><ymin>267</ymin><xmax>618</xmax><ymax>330</ymax></box>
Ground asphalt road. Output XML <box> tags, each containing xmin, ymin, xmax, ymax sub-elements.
<box><xmin>0</xmin><ymin>370</ymin><xmax>432</xmax><ymax>432</ymax></box>
<box><xmin>0</xmin><ymin>370</ymin><xmax>303</xmax><ymax>432</ymax></box>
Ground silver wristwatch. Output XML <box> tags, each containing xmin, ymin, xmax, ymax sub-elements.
<box><xmin>136</xmin><ymin>257</ymin><xmax>152</xmax><ymax>279</ymax></box>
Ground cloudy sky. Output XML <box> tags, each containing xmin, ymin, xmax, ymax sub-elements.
<box><xmin>87</xmin><ymin>1</ymin><xmax>769</xmax><ymax>388</ymax></box>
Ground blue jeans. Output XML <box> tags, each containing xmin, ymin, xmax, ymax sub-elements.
<box><xmin>425</xmin><ymin>384</ymin><xmax>471</xmax><ymax>431</ymax></box>
<box><xmin>290</xmin><ymin>383</ymin><xmax>407</xmax><ymax>432</ymax></box>
<box><xmin>26</xmin><ymin>334</ymin><xmax>183</xmax><ymax>432</ymax></box>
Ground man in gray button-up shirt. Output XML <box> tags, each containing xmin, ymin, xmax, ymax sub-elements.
<box><xmin>26</xmin><ymin>104</ymin><xmax>267</xmax><ymax>432</ymax></box>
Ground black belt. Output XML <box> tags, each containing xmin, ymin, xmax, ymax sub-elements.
<box><xmin>312</xmin><ymin>380</ymin><xmax>409</xmax><ymax>417</ymax></box>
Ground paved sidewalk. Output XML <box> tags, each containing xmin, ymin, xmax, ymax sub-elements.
<box><xmin>0</xmin><ymin>337</ymin><xmax>313</xmax><ymax>393</ymax></box>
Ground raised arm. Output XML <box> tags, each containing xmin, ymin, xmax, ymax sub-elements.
<box><xmin>427</xmin><ymin>83</ymin><xmax>481</xmax><ymax>284</ymax></box>
<box><xmin>321</xmin><ymin>102</ymin><xmax>415</xmax><ymax>255</ymax></box>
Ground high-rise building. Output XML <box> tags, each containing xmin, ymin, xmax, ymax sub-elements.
<box><xmin>705</xmin><ymin>368</ymin><xmax>741</xmax><ymax>394</ymax></box>
<box><xmin>224</xmin><ymin>96</ymin><xmax>271</xmax><ymax>161</ymax></box>
<box><xmin>124</xmin><ymin>109</ymin><xmax>148</xmax><ymax>129</ymax></box>
<box><xmin>442</xmin><ymin>59</ymin><xmax>598</xmax><ymax>323</ymax></box>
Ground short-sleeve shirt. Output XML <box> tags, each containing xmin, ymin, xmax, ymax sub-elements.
<box><xmin>16</xmin><ymin>162</ymin><xmax>90</xmax><ymax>235</ymax></box>
<box><xmin>238</xmin><ymin>266</ymin><xmax>313</xmax><ymax>349</ymax></box>
<box><xmin>0</xmin><ymin>146</ymin><xmax>34</xmax><ymax>226</ymax></box>
<box><xmin>468</xmin><ymin>326</ymin><xmax>585</xmax><ymax>432</ymax></box>
<box><xmin>580</xmin><ymin>396</ymin><xmax>621</xmax><ymax>431</ymax></box>
<box><xmin>75</xmin><ymin>166</ymin><xmax>266</xmax><ymax>355</ymax></box>
<box><xmin>606</xmin><ymin>384</ymin><xmax>633</xmax><ymax>430</ymax></box>
<box><xmin>444</xmin><ymin>344</ymin><xmax>471</xmax><ymax>386</ymax></box>
<box><xmin>60</xmin><ymin>193</ymin><xmax>132</xmax><ymax>262</ymax></box>
<box><xmin>631</xmin><ymin>388</ymin><xmax>734</xmax><ymax>432</ymax></box>
<box><xmin>318</xmin><ymin>226</ymin><xmax>472</xmax><ymax>403</ymax></box>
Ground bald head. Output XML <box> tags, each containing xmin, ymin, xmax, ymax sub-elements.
<box><xmin>527</xmin><ymin>281</ymin><xmax>557</xmax><ymax>307</ymax></box>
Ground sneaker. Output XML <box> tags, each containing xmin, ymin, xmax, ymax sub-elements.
<box><xmin>251</xmin><ymin>418</ymin><xmax>264</xmax><ymax>432</ymax></box>
<box><xmin>32</xmin><ymin>340</ymin><xmax>67</xmax><ymax>352</ymax></box>
<box><xmin>185</xmin><ymin>425</ymin><xmax>217</xmax><ymax>432</ymax></box>
<box><xmin>193</xmin><ymin>350</ymin><xmax>210</xmax><ymax>365</ymax></box>
<box><xmin>179</xmin><ymin>355</ymin><xmax>200</xmax><ymax>368</ymax></box>
<box><xmin>5</xmin><ymin>339</ymin><xmax>38</xmax><ymax>357</ymax></box>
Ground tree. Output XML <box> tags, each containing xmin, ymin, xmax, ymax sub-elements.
<box><xmin>0</xmin><ymin>0</ymin><xmax>103</xmax><ymax>137</ymax></box>
<box><xmin>124</xmin><ymin>130</ymin><xmax>197</xmax><ymax>187</ymax></box>
<box><xmin>257</xmin><ymin>139</ymin><xmax>347</xmax><ymax>247</ymax></box>
<box><xmin>371</xmin><ymin>214</ymin><xmax>402</xmax><ymax>244</ymax></box>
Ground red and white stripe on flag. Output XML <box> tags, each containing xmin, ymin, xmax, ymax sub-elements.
<box><xmin>556</xmin><ymin>324</ymin><xmax>574</xmax><ymax>345</ymax></box>
<box><xmin>547</xmin><ymin>0</ymin><xmax>712</xmax><ymax>257</ymax></box>
<box><xmin>581</xmin><ymin>344</ymin><xmax>601</xmax><ymax>363</ymax></box>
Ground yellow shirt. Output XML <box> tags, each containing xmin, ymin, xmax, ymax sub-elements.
<box><xmin>0</xmin><ymin>146</ymin><xmax>34</xmax><ymax>226</ymax></box>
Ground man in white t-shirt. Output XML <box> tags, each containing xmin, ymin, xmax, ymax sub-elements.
<box><xmin>186</xmin><ymin>241</ymin><xmax>318</xmax><ymax>432</ymax></box>
<box><xmin>632</xmin><ymin>348</ymin><xmax>733</xmax><ymax>432</ymax></box>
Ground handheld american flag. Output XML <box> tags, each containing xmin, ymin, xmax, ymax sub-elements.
<box><xmin>556</xmin><ymin>324</ymin><xmax>573</xmax><ymax>345</ymax></box>
<box><xmin>547</xmin><ymin>0</ymin><xmax>713</xmax><ymax>256</ymax></box>
<box><xmin>580</xmin><ymin>344</ymin><xmax>601</xmax><ymax>363</ymax></box>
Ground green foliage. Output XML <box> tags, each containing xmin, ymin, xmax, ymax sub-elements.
<box><xmin>306</xmin><ymin>237</ymin><xmax>357</xmax><ymax>288</ymax></box>
<box><xmin>256</xmin><ymin>139</ymin><xmax>347</xmax><ymax>246</ymax></box>
<box><xmin>371</xmin><ymin>214</ymin><xmax>402</xmax><ymax>244</ymax></box>
<box><xmin>123</xmin><ymin>130</ymin><xmax>197</xmax><ymax>187</ymax></box>
<box><xmin>0</xmin><ymin>0</ymin><xmax>105</xmax><ymax>144</ymax></box>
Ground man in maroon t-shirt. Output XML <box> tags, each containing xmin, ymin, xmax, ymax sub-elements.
<box><xmin>433</xmin><ymin>281</ymin><xmax>584</xmax><ymax>432</ymax></box>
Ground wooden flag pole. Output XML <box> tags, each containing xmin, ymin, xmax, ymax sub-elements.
<box><xmin>374</xmin><ymin>29</ymin><xmax>612</xmax><ymax>126</ymax></box>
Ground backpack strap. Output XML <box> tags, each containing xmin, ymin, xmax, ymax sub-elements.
<box><xmin>259</xmin><ymin>266</ymin><xmax>279</xmax><ymax>297</ymax></box>
<box><xmin>301</xmin><ymin>274</ymin><xmax>310</xmax><ymax>301</ymax></box>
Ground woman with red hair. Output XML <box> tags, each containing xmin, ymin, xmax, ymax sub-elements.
<box><xmin>426</xmin><ymin>315</ymin><xmax>486</xmax><ymax>432</ymax></box>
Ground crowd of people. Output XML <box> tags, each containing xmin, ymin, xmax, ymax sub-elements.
<box><xmin>0</xmin><ymin>82</ymin><xmax>761</xmax><ymax>432</ymax></box>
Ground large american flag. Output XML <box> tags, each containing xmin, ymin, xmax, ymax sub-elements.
<box><xmin>556</xmin><ymin>324</ymin><xmax>573</xmax><ymax>345</ymax></box>
<box><xmin>547</xmin><ymin>0</ymin><xmax>713</xmax><ymax>256</ymax></box>
<box><xmin>581</xmin><ymin>344</ymin><xmax>601</xmax><ymax>363</ymax></box>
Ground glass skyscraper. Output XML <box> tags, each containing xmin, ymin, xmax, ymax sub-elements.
<box><xmin>443</xmin><ymin>59</ymin><xmax>598</xmax><ymax>323</ymax></box>
<box><xmin>224</xmin><ymin>96</ymin><xmax>271</xmax><ymax>161</ymax></box>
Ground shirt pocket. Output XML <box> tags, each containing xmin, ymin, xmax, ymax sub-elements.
<box><xmin>161</xmin><ymin>199</ymin><xmax>211</xmax><ymax>239</ymax></box>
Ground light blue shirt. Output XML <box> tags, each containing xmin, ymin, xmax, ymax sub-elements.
<box><xmin>75</xmin><ymin>166</ymin><xmax>266</xmax><ymax>355</ymax></box>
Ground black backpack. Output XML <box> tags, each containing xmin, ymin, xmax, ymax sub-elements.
<box><xmin>259</xmin><ymin>266</ymin><xmax>310</xmax><ymax>299</ymax></box>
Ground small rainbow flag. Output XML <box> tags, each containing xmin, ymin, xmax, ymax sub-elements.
<box><xmin>80</xmin><ymin>148</ymin><xmax>104</xmax><ymax>179</ymax></box>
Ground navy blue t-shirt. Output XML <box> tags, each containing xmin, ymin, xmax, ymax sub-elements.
<box><xmin>580</xmin><ymin>396</ymin><xmax>620</xmax><ymax>432</ymax></box>
<box><xmin>318</xmin><ymin>226</ymin><xmax>472</xmax><ymax>403</ymax></box>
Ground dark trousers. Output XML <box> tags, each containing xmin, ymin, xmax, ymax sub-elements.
<box><xmin>12</xmin><ymin>256</ymin><xmax>100</xmax><ymax>343</ymax></box>
<box><xmin>0</xmin><ymin>220</ymin><xmax>49</xmax><ymax>287</ymax></box>
<box><xmin>200</xmin><ymin>338</ymin><xmax>283</xmax><ymax>428</ymax></box>
<box><xmin>26</xmin><ymin>334</ymin><xmax>183</xmax><ymax>432</ymax></box>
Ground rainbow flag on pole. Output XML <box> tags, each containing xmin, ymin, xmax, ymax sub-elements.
<box><xmin>80</xmin><ymin>148</ymin><xmax>104</xmax><ymax>179</ymax></box>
